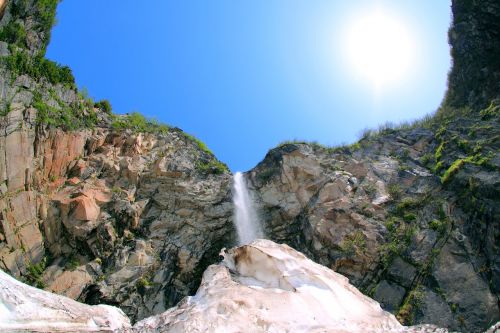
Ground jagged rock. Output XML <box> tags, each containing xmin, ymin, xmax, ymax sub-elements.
<box><xmin>133</xmin><ymin>240</ymin><xmax>447</xmax><ymax>333</ymax></box>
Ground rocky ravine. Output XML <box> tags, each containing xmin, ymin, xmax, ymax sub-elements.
<box><xmin>4</xmin><ymin>239</ymin><xmax>499</xmax><ymax>332</ymax></box>
<box><xmin>0</xmin><ymin>0</ymin><xmax>499</xmax><ymax>332</ymax></box>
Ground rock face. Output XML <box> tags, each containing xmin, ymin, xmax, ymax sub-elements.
<box><xmin>134</xmin><ymin>240</ymin><xmax>450</xmax><ymax>333</ymax></box>
<box><xmin>0</xmin><ymin>0</ymin><xmax>499</xmax><ymax>332</ymax></box>
<box><xmin>0</xmin><ymin>240</ymin><xmax>466</xmax><ymax>333</ymax></box>
<box><xmin>445</xmin><ymin>0</ymin><xmax>500</xmax><ymax>109</ymax></box>
<box><xmin>247</xmin><ymin>112</ymin><xmax>499</xmax><ymax>332</ymax></box>
<box><xmin>0</xmin><ymin>269</ymin><xmax>131</xmax><ymax>332</ymax></box>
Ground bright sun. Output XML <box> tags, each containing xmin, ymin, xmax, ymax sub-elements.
<box><xmin>343</xmin><ymin>9</ymin><xmax>416</xmax><ymax>88</ymax></box>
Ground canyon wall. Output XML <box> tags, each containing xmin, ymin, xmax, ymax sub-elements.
<box><xmin>0</xmin><ymin>0</ymin><xmax>498</xmax><ymax>332</ymax></box>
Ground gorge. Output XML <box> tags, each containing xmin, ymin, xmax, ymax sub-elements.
<box><xmin>0</xmin><ymin>0</ymin><xmax>499</xmax><ymax>332</ymax></box>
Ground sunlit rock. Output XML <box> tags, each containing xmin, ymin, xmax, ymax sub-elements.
<box><xmin>133</xmin><ymin>239</ymin><xmax>447</xmax><ymax>333</ymax></box>
<box><xmin>0</xmin><ymin>269</ymin><xmax>131</xmax><ymax>332</ymax></box>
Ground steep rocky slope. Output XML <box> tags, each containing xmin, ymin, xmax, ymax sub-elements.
<box><xmin>248</xmin><ymin>104</ymin><xmax>499</xmax><ymax>332</ymax></box>
<box><xmin>0</xmin><ymin>0</ymin><xmax>235</xmax><ymax>323</ymax></box>
<box><xmin>0</xmin><ymin>0</ymin><xmax>498</xmax><ymax>332</ymax></box>
<box><xmin>7</xmin><ymin>240</ymin><xmax>500</xmax><ymax>332</ymax></box>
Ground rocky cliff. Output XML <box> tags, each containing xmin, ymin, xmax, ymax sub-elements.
<box><xmin>0</xmin><ymin>0</ymin><xmax>498</xmax><ymax>332</ymax></box>
<box><xmin>5</xmin><ymin>240</ymin><xmax>500</xmax><ymax>332</ymax></box>
<box><xmin>445</xmin><ymin>0</ymin><xmax>500</xmax><ymax>109</ymax></box>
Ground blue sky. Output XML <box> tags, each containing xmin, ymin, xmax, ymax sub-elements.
<box><xmin>46</xmin><ymin>1</ymin><xmax>451</xmax><ymax>172</ymax></box>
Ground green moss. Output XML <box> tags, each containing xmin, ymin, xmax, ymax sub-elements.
<box><xmin>397</xmin><ymin>286</ymin><xmax>424</xmax><ymax>325</ymax></box>
<box><xmin>136</xmin><ymin>277</ymin><xmax>152</xmax><ymax>289</ymax></box>
<box><xmin>441</xmin><ymin>159</ymin><xmax>465</xmax><ymax>184</ymax></box>
<box><xmin>435</xmin><ymin>141</ymin><xmax>446</xmax><ymax>162</ymax></box>
<box><xmin>479</xmin><ymin>101</ymin><xmax>499</xmax><ymax>120</ymax></box>
<box><xmin>440</xmin><ymin>153</ymin><xmax>491</xmax><ymax>184</ymax></box>
<box><xmin>420</xmin><ymin>153</ymin><xmax>434</xmax><ymax>168</ymax></box>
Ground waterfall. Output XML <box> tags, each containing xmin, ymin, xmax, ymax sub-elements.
<box><xmin>232</xmin><ymin>172</ymin><xmax>263</xmax><ymax>245</ymax></box>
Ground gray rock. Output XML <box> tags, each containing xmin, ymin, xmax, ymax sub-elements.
<box><xmin>373</xmin><ymin>280</ymin><xmax>406</xmax><ymax>312</ymax></box>
<box><xmin>388</xmin><ymin>257</ymin><xmax>417</xmax><ymax>288</ymax></box>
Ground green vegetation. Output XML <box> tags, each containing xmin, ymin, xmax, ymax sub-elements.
<box><xmin>403</xmin><ymin>212</ymin><xmax>417</xmax><ymax>222</ymax></box>
<box><xmin>183</xmin><ymin>132</ymin><xmax>215</xmax><ymax>155</ymax></box>
<box><xmin>429</xmin><ymin>219</ymin><xmax>447</xmax><ymax>235</ymax></box>
<box><xmin>340</xmin><ymin>231</ymin><xmax>367</xmax><ymax>256</ymax></box>
<box><xmin>397</xmin><ymin>286</ymin><xmax>424</xmax><ymax>325</ymax></box>
<box><xmin>111</xmin><ymin>112</ymin><xmax>169</xmax><ymax>134</ymax></box>
<box><xmin>381</xmin><ymin>216</ymin><xmax>417</xmax><ymax>268</ymax></box>
<box><xmin>36</xmin><ymin>0</ymin><xmax>60</xmax><ymax>42</ymax></box>
<box><xmin>136</xmin><ymin>277</ymin><xmax>152</xmax><ymax>289</ymax></box>
<box><xmin>0</xmin><ymin>21</ymin><xmax>27</xmax><ymax>48</ymax></box>
<box><xmin>4</xmin><ymin>48</ymin><xmax>75</xmax><ymax>87</ymax></box>
<box><xmin>479</xmin><ymin>101</ymin><xmax>499</xmax><ymax>120</ymax></box>
<box><xmin>25</xmin><ymin>257</ymin><xmax>48</xmax><ymax>289</ymax></box>
<box><xmin>395</xmin><ymin>197</ymin><xmax>421</xmax><ymax>216</ymax></box>
<box><xmin>94</xmin><ymin>99</ymin><xmax>112</xmax><ymax>114</ymax></box>
<box><xmin>33</xmin><ymin>92</ymin><xmax>99</xmax><ymax>129</ymax></box>
<box><xmin>357</xmin><ymin>114</ymin><xmax>435</xmax><ymax>140</ymax></box>
<box><xmin>440</xmin><ymin>153</ymin><xmax>493</xmax><ymax>184</ymax></box>
<box><xmin>66</xmin><ymin>256</ymin><xmax>79</xmax><ymax>270</ymax></box>
<box><xmin>196</xmin><ymin>159</ymin><xmax>228</xmax><ymax>175</ymax></box>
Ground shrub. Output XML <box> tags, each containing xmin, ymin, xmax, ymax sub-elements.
<box><xmin>33</xmin><ymin>92</ymin><xmax>99</xmax><ymax>129</ymax></box>
<box><xmin>196</xmin><ymin>159</ymin><xmax>228</xmax><ymax>175</ymax></box>
<box><xmin>429</xmin><ymin>219</ymin><xmax>447</xmax><ymax>235</ymax></box>
<box><xmin>183</xmin><ymin>132</ymin><xmax>214</xmax><ymax>155</ymax></box>
<box><xmin>0</xmin><ymin>21</ymin><xmax>27</xmax><ymax>47</ymax></box>
<box><xmin>403</xmin><ymin>213</ymin><xmax>417</xmax><ymax>222</ymax></box>
<box><xmin>94</xmin><ymin>99</ymin><xmax>112</xmax><ymax>114</ymax></box>
<box><xmin>112</xmin><ymin>112</ymin><xmax>169</xmax><ymax>134</ymax></box>
<box><xmin>395</xmin><ymin>197</ymin><xmax>420</xmax><ymax>216</ymax></box>
<box><xmin>25</xmin><ymin>257</ymin><xmax>48</xmax><ymax>289</ymax></box>
<box><xmin>340</xmin><ymin>231</ymin><xmax>366</xmax><ymax>256</ymax></box>
<box><xmin>4</xmin><ymin>48</ymin><xmax>75</xmax><ymax>87</ymax></box>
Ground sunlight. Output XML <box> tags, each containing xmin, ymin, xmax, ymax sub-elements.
<box><xmin>342</xmin><ymin>8</ymin><xmax>416</xmax><ymax>89</ymax></box>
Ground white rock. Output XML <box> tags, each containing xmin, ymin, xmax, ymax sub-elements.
<box><xmin>0</xmin><ymin>269</ymin><xmax>131</xmax><ymax>332</ymax></box>
<box><xmin>133</xmin><ymin>239</ymin><xmax>443</xmax><ymax>333</ymax></box>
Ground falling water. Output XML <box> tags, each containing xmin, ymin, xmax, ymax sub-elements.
<box><xmin>232</xmin><ymin>172</ymin><xmax>264</xmax><ymax>245</ymax></box>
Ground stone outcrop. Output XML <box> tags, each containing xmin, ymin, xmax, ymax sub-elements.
<box><xmin>247</xmin><ymin>106</ymin><xmax>499</xmax><ymax>332</ymax></box>
<box><xmin>8</xmin><ymin>240</ymin><xmax>500</xmax><ymax>333</ymax></box>
<box><xmin>0</xmin><ymin>55</ymin><xmax>235</xmax><ymax>322</ymax></box>
<box><xmin>134</xmin><ymin>240</ymin><xmax>453</xmax><ymax>333</ymax></box>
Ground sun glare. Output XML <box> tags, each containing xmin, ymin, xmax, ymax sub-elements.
<box><xmin>343</xmin><ymin>9</ymin><xmax>416</xmax><ymax>89</ymax></box>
